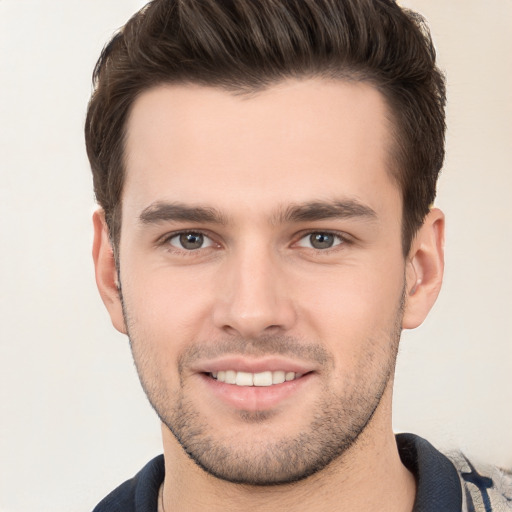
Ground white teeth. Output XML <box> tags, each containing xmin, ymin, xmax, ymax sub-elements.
<box><xmin>213</xmin><ymin>370</ymin><xmax>302</xmax><ymax>386</ymax></box>
<box><xmin>272</xmin><ymin>370</ymin><xmax>286</xmax><ymax>384</ymax></box>
<box><xmin>253</xmin><ymin>371</ymin><xmax>272</xmax><ymax>387</ymax></box>
<box><xmin>225</xmin><ymin>370</ymin><xmax>237</xmax><ymax>384</ymax></box>
<box><xmin>235</xmin><ymin>371</ymin><xmax>253</xmax><ymax>386</ymax></box>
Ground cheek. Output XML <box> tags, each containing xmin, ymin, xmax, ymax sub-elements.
<box><xmin>121</xmin><ymin>261</ymin><xmax>216</xmax><ymax>344</ymax></box>
<box><xmin>121</xmin><ymin>272</ymin><xmax>202</xmax><ymax>394</ymax></box>
<box><xmin>293</xmin><ymin>259</ymin><xmax>405</xmax><ymax>351</ymax></box>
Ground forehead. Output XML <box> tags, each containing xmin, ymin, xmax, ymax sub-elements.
<box><xmin>123</xmin><ymin>79</ymin><xmax>400</xmax><ymax>221</ymax></box>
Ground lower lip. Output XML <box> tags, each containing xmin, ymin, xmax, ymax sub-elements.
<box><xmin>199</xmin><ymin>373</ymin><xmax>314</xmax><ymax>412</ymax></box>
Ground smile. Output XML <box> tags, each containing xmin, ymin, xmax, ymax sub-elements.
<box><xmin>211</xmin><ymin>370</ymin><xmax>303</xmax><ymax>387</ymax></box>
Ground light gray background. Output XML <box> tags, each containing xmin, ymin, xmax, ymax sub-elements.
<box><xmin>1</xmin><ymin>1</ymin><xmax>511</xmax><ymax>511</ymax></box>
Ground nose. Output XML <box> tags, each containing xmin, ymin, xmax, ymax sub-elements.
<box><xmin>212</xmin><ymin>245</ymin><xmax>297</xmax><ymax>338</ymax></box>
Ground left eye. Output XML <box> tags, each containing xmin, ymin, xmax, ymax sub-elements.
<box><xmin>297</xmin><ymin>232</ymin><xmax>344</xmax><ymax>250</ymax></box>
<box><xmin>168</xmin><ymin>232</ymin><xmax>214</xmax><ymax>250</ymax></box>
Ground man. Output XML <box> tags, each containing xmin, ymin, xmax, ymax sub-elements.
<box><xmin>85</xmin><ymin>0</ymin><xmax>512</xmax><ymax>511</ymax></box>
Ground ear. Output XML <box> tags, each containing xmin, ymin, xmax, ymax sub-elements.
<box><xmin>92</xmin><ymin>209</ymin><xmax>127</xmax><ymax>334</ymax></box>
<box><xmin>402</xmin><ymin>208</ymin><xmax>445</xmax><ymax>330</ymax></box>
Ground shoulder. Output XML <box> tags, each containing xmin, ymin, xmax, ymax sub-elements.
<box><xmin>396</xmin><ymin>433</ymin><xmax>512</xmax><ymax>511</ymax></box>
<box><xmin>92</xmin><ymin>455</ymin><xmax>165</xmax><ymax>512</ymax></box>
<box><xmin>446</xmin><ymin>451</ymin><xmax>512</xmax><ymax>511</ymax></box>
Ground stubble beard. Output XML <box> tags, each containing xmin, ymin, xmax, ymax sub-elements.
<box><xmin>123</xmin><ymin>292</ymin><xmax>404</xmax><ymax>486</ymax></box>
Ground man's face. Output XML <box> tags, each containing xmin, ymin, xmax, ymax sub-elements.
<box><xmin>107</xmin><ymin>79</ymin><xmax>411</xmax><ymax>484</ymax></box>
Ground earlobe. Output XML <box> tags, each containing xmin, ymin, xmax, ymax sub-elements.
<box><xmin>92</xmin><ymin>209</ymin><xmax>127</xmax><ymax>334</ymax></box>
<box><xmin>402</xmin><ymin>208</ymin><xmax>445</xmax><ymax>330</ymax></box>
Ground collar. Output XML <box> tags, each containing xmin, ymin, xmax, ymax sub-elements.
<box><xmin>397</xmin><ymin>433</ymin><xmax>462</xmax><ymax>512</ymax></box>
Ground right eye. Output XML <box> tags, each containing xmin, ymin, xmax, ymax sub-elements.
<box><xmin>168</xmin><ymin>232</ymin><xmax>214</xmax><ymax>251</ymax></box>
<box><xmin>296</xmin><ymin>231</ymin><xmax>345</xmax><ymax>250</ymax></box>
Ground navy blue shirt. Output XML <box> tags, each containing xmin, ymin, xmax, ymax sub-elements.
<box><xmin>92</xmin><ymin>433</ymin><xmax>462</xmax><ymax>511</ymax></box>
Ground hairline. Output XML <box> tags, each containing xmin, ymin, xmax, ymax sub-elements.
<box><xmin>108</xmin><ymin>74</ymin><xmax>415</xmax><ymax>257</ymax></box>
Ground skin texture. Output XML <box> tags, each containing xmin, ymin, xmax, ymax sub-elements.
<box><xmin>93</xmin><ymin>79</ymin><xmax>444</xmax><ymax>511</ymax></box>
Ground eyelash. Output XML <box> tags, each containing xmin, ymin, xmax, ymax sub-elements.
<box><xmin>158</xmin><ymin>230</ymin><xmax>218</xmax><ymax>255</ymax></box>
<box><xmin>157</xmin><ymin>229</ymin><xmax>352</xmax><ymax>253</ymax></box>
<box><xmin>294</xmin><ymin>230</ymin><xmax>352</xmax><ymax>253</ymax></box>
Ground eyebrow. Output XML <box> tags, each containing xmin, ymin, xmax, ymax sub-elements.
<box><xmin>138</xmin><ymin>199</ymin><xmax>377</xmax><ymax>226</ymax></box>
<box><xmin>139</xmin><ymin>201</ymin><xmax>228</xmax><ymax>225</ymax></box>
<box><xmin>274</xmin><ymin>200</ymin><xmax>378</xmax><ymax>224</ymax></box>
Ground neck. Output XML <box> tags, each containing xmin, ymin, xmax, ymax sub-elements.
<box><xmin>160</xmin><ymin>392</ymin><xmax>416</xmax><ymax>512</ymax></box>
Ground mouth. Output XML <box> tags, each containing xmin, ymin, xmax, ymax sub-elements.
<box><xmin>193</xmin><ymin>356</ymin><xmax>316</xmax><ymax>411</ymax></box>
<box><xmin>209</xmin><ymin>370</ymin><xmax>304</xmax><ymax>387</ymax></box>
<box><xmin>200</xmin><ymin>369</ymin><xmax>313</xmax><ymax>412</ymax></box>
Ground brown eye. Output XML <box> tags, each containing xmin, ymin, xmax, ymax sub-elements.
<box><xmin>297</xmin><ymin>232</ymin><xmax>343</xmax><ymax>250</ymax></box>
<box><xmin>169</xmin><ymin>232</ymin><xmax>213</xmax><ymax>250</ymax></box>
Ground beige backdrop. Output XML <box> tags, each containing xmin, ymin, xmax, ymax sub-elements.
<box><xmin>0</xmin><ymin>1</ymin><xmax>511</xmax><ymax>511</ymax></box>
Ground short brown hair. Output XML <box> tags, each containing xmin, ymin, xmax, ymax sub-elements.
<box><xmin>85</xmin><ymin>0</ymin><xmax>446</xmax><ymax>254</ymax></box>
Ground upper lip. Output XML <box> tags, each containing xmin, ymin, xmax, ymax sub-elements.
<box><xmin>191</xmin><ymin>356</ymin><xmax>317</xmax><ymax>375</ymax></box>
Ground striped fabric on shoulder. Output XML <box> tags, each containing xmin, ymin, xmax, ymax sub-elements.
<box><xmin>446</xmin><ymin>452</ymin><xmax>512</xmax><ymax>512</ymax></box>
